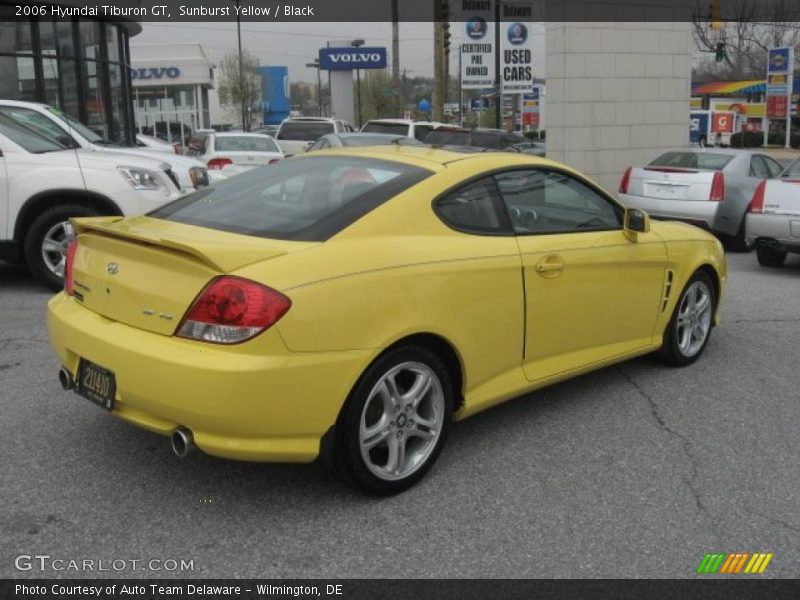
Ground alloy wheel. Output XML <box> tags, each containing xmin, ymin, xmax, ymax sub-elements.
<box><xmin>358</xmin><ymin>361</ymin><xmax>445</xmax><ymax>482</ymax></box>
<box><xmin>675</xmin><ymin>280</ymin><xmax>713</xmax><ymax>358</ymax></box>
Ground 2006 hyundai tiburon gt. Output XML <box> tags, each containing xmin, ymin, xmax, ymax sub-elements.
<box><xmin>48</xmin><ymin>146</ymin><xmax>726</xmax><ymax>494</ymax></box>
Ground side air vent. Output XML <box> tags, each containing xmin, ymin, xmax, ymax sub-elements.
<box><xmin>661</xmin><ymin>270</ymin><xmax>675</xmax><ymax>312</ymax></box>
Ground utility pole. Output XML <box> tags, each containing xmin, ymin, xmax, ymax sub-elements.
<box><xmin>494</xmin><ymin>0</ymin><xmax>501</xmax><ymax>129</ymax></box>
<box><xmin>432</xmin><ymin>0</ymin><xmax>446</xmax><ymax>121</ymax></box>
<box><xmin>351</xmin><ymin>39</ymin><xmax>365</xmax><ymax>127</ymax></box>
<box><xmin>391</xmin><ymin>0</ymin><xmax>400</xmax><ymax>115</ymax></box>
<box><xmin>305</xmin><ymin>59</ymin><xmax>322</xmax><ymax>116</ymax></box>
<box><xmin>234</xmin><ymin>0</ymin><xmax>246</xmax><ymax>131</ymax></box>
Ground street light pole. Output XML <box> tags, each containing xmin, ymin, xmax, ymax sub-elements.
<box><xmin>351</xmin><ymin>39</ymin><xmax>365</xmax><ymax>127</ymax></box>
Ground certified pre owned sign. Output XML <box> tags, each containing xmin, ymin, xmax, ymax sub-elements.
<box><xmin>319</xmin><ymin>47</ymin><xmax>388</xmax><ymax>70</ymax></box>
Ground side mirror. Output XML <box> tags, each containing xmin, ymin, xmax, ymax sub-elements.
<box><xmin>624</xmin><ymin>208</ymin><xmax>650</xmax><ymax>242</ymax></box>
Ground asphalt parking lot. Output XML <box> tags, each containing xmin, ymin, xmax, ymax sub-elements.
<box><xmin>1</xmin><ymin>251</ymin><xmax>798</xmax><ymax>579</ymax></box>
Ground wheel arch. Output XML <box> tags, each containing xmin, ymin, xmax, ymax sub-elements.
<box><xmin>14</xmin><ymin>189</ymin><xmax>123</xmax><ymax>246</ymax></box>
<box><xmin>691</xmin><ymin>263</ymin><xmax>722</xmax><ymax>325</ymax></box>
<box><xmin>381</xmin><ymin>332</ymin><xmax>465</xmax><ymax>412</ymax></box>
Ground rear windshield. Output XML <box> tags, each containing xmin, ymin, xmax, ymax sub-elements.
<box><xmin>214</xmin><ymin>135</ymin><xmax>279</xmax><ymax>153</ymax></box>
<box><xmin>149</xmin><ymin>156</ymin><xmax>432</xmax><ymax>241</ymax></box>
<box><xmin>425</xmin><ymin>130</ymin><xmax>472</xmax><ymax>146</ymax></box>
<box><xmin>277</xmin><ymin>121</ymin><xmax>334</xmax><ymax>141</ymax></box>
<box><xmin>342</xmin><ymin>135</ymin><xmax>402</xmax><ymax>147</ymax></box>
<box><xmin>361</xmin><ymin>122</ymin><xmax>410</xmax><ymax>136</ymax></box>
<box><xmin>649</xmin><ymin>152</ymin><xmax>733</xmax><ymax>171</ymax></box>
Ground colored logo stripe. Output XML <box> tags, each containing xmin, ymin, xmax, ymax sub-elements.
<box><xmin>697</xmin><ymin>553</ymin><xmax>773</xmax><ymax>574</ymax></box>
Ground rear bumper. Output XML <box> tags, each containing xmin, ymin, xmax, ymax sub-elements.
<box><xmin>47</xmin><ymin>294</ymin><xmax>372</xmax><ymax>462</ymax></box>
<box><xmin>618</xmin><ymin>193</ymin><xmax>718</xmax><ymax>230</ymax></box>
<box><xmin>745</xmin><ymin>213</ymin><xmax>800</xmax><ymax>251</ymax></box>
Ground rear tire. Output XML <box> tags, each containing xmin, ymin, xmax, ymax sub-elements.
<box><xmin>756</xmin><ymin>244</ymin><xmax>787</xmax><ymax>267</ymax></box>
<box><xmin>656</xmin><ymin>271</ymin><xmax>716</xmax><ymax>367</ymax></box>
<box><xmin>334</xmin><ymin>346</ymin><xmax>453</xmax><ymax>495</ymax></box>
<box><xmin>24</xmin><ymin>204</ymin><xmax>99</xmax><ymax>291</ymax></box>
<box><xmin>722</xmin><ymin>220</ymin><xmax>753</xmax><ymax>252</ymax></box>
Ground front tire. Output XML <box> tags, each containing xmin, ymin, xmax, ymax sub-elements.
<box><xmin>334</xmin><ymin>346</ymin><xmax>453</xmax><ymax>495</ymax></box>
<box><xmin>756</xmin><ymin>244</ymin><xmax>787</xmax><ymax>267</ymax></box>
<box><xmin>24</xmin><ymin>204</ymin><xmax>99</xmax><ymax>291</ymax></box>
<box><xmin>656</xmin><ymin>272</ymin><xmax>716</xmax><ymax>366</ymax></box>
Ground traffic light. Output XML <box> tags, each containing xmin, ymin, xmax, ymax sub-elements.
<box><xmin>715</xmin><ymin>41</ymin><xmax>726</xmax><ymax>62</ymax></box>
<box><xmin>443</xmin><ymin>21</ymin><xmax>451</xmax><ymax>55</ymax></box>
<box><xmin>709</xmin><ymin>0</ymin><xmax>722</xmax><ymax>30</ymax></box>
<box><xmin>441</xmin><ymin>0</ymin><xmax>451</xmax><ymax>56</ymax></box>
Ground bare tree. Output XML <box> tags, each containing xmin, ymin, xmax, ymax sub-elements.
<box><xmin>217</xmin><ymin>49</ymin><xmax>262</xmax><ymax>131</ymax></box>
<box><xmin>693</xmin><ymin>0</ymin><xmax>800</xmax><ymax>79</ymax></box>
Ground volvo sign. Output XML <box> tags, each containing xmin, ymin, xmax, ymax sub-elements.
<box><xmin>131</xmin><ymin>67</ymin><xmax>181</xmax><ymax>81</ymax></box>
<box><xmin>319</xmin><ymin>47</ymin><xmax>387</xmax><ymax>70</ymax></box>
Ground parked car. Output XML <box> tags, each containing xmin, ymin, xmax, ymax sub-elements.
<box><xmin>307</xmin><ymin>132</ymin><xmax>421</xmax><ymax>151</ymax></box>
<box><xmin>0</xmin><ymin>110</ymin><xmax>183</xmax><ymax>289</ymax></box>
<box><xmin>196</xmin><ymin>132</ymin><xmax>284</xmax><ymax>172</ymax></box>
<box><xmin>140</xmin><ymin>121</ymin><xmax>192</xmax><ymax>147</ymax></box>
<box><xmin>135</xmin><ymin>134</ymin><xmax>180</xmax><ymax>155</ymax></box>
<box><xmin>49</xmin><ymin>147</ymin><xmax>725</xmax><ymax>494</ymax></box>
<box><xmin>745</xmin><ymin>158</ymin><xmax>800</xmax><ymax>267</ymax></box>
<box><xmin>617</xmin><ymin>149</ymin><xmax>783</xmax><ymax>250</ymax></box>
<box><xmin>360</xmin><ymin>119</ymin><xmax>443</xmax><ymax>141</ymax></box>
<box><xmin>275</xmin><ymin>117</ymin><xmax>351</xmax><ymax>156</ymax></box>
<box><xmin>186</xmin><ymin>129</ymin><xmax>215</xmax><ymax>157</ymax></box>
<box><xmin>424</xmin><ymin>126</ymin><xmax>531</xmax><ymax>152</ymax></box>
<box><xmin>0</xmin><ymin>100</ymin><xmax>209</xmax><ymax>194</ymax></box>
<box><xmin>254</xmin><ymin>125</ymin><xmax>279</xmax><ymax>137</ymax></box>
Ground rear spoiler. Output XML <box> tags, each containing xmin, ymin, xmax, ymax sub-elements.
<box><xmin>71</xmin><ymin>216</ymin><xmax>291</xmax><ymax>273</ymax></box>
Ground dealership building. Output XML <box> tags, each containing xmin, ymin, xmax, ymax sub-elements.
<box><xmin>0</xmin><ymin>16</ymin><xmax>140</xmax><ymax>144</ymax></box>
<box><xmin>129</xmin><ymin>43</ymin><xmax>215</xmax><ymax>141</ymax></box>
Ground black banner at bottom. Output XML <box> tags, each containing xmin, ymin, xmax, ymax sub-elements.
<box><xmin>3</xmin><ymin>579</ymin><xmax>800</xmax><ymax>600</ymax></box>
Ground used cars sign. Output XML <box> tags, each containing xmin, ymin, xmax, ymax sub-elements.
<box><xmin>319</xmin><ymin>47</ymin><xmax>387</xmax><ymax>70</ymax></box>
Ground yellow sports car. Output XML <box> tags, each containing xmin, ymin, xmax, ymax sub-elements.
<box><xmin>48</xmin><ymin>146</ymin><xmax>726</xmax><ymax>494</ymax></box>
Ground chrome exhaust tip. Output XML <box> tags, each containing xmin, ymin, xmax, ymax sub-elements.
<box><xmin>171</xmin><ymin>427</ymin><xmax>195</xmax><ymax>458</ymax></box>
<box><xmin>58</xmin><ymin>367</ymin><xmax>74</xmax><ymax>390</ymax></box>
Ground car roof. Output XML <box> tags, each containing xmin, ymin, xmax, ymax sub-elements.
<box><xmin>212</xmin><ymin>132</ymin><xmax>275</xmax><ymax>137</ymax></box>
<box><xmin>301</xmin><ymin>144</ymin><xmax>558</xmax><ymax>170</ymax></box>
<box><xmin>333</xmin><ymin>132</ymin><xmax>405</xmax><ymax>139</ymax></box>
<box><xmin>282</xmin><ymin>117</ymin><xmax>338</xmax><ymax>123</ymax></box>
<box><xmin>659</xmin><ymin>147</ymin><xmax>756</xmax><ymax>156</ymax></box>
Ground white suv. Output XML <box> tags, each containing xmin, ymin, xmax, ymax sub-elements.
<box><xmin>0</xmin><ymin>100</ymin><xmax>210</xmax><ymax>193</ymax></box>
<box><xmin>360</xmin><ymin>119</ymin><xmax>443</xmax><ymax>142</ymax></box>
<box><xmin>275</xmin><ymin>117</ymin><xmax>352</xmax><ymax>156</ymax></box>
<box><xmin>0</xmin><ymin>109</ymin><xmax>183</xmax><ymax>290</ymax></box>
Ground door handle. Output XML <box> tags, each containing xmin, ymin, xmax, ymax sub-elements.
<box><xmin>534</xmin><ymin>254</ymin><xmax>565</xmax><ymax>277</ymax></box>
<box><xmin>536</xmin><ymin>263</ymin><xmax>564</xmax><ymax>273</ymax></box>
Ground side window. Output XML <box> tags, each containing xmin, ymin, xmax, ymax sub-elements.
<box><xmin>749</xmin><ymin>156</ymin><xmax>770</xmax><ymax>179</ymax></box>
<box><xmin>495</xmin><ymin>169</ymin><xmax>622</xmax><ymax>234</ymax></box>
<box><xmin>413</xmin><ymin>125</ymin><xmax>432</xmax><ymax>141</ymax></box>
<box><xmin>435</xmin><ymin>177</ymin><xmax>508</xmax><ymax>234</ymax></box>
<box><xmin>201</xmin><ymin>136</ymin><xmax>211</xmax><ymax>154</ymax></box>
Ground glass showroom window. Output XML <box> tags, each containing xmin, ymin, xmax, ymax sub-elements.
<box><xmin>0</xmin><ymin>19</ymin><xmax>135</xmax><ymax>145</ymax></box>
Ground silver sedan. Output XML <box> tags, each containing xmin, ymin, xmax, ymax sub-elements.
<box><xmin>618</xmin><ymin>149</ymin><xmax>783</xmax><ymax>250</ymax></box>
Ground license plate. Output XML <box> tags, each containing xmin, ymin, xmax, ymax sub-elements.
<box><xmin>76</xmin><ymin>359</ymin><xmax>116</xmax><ymax>411</ymax></box>
<box><xmin>645</xmin><ymin>182</ymin><xmax>688</xmax><ymax>200</ymax></box>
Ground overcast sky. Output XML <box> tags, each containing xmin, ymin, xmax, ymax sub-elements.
<box><xmin>131</xmin><ymin>21</ymin><xmax>547</xmax><ymax>85</ymax></box>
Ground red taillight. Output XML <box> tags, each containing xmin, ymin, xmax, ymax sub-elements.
<box><xmin>709</xmin><ymin>171</ymin><xmax>725</xmax><ymax>201</ymax></box>
<box><xmin>176</xmin><ymin>276</ymin><xmax>291</xmax><ymax>344</ymax></box>
<box><xmin>749</xmin><ymin>180</ymin><xmax>766</xmax><ymax>213</ymax></box>
<box><xmin>64</xmin><ymin>239</ymin><xmax>77</xmax><ymax>296</ymax></box>
<box><xmin>619</xmin><ymin>166</ymin><xmax>632</xmax><ymax>194</ymax></box>
<box><xmin>268</xmin><ymin>158</ymin><xmax>280</xmax><ymax>164</ymax></box>
<box><xmin>207</xmin><ymin>158</ymin><xmax>233</xmax><ymax>170</ymax></box>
